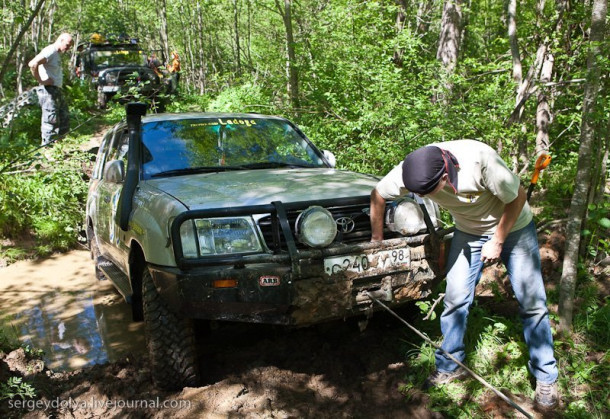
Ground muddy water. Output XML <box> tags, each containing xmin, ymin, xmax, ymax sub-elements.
<box><xmin>0</xmin><ymin>249</ymin><xmax>145</xmax><ymax>371</ymax></box>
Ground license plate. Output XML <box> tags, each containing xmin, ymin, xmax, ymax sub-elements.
<box><xmin>324</xmin><ymin>248</ymin><xmax>410</xmax><ymax>276</ymax></box>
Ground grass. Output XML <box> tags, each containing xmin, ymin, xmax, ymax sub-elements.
<box><xmin>401</xmin><ymin>273</ymin><xmax>610</xmax><ymax>418</ymax></box>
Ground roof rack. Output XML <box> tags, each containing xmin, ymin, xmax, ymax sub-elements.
<box><xmin>78</xmin><ymin>33</ymin><xmax>139</xmax><ymax>48</ymax></box>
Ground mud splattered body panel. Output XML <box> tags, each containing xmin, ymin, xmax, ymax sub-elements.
<box><xmin>152</xmin><ymin>230</ymin><xmax>444</xmax><ymax>326</ymax></box>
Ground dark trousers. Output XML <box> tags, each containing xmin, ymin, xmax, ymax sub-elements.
<box><xmin>36</xmin><ymin>85</ymin><xmax>69</xmax><ymax>146</ymax></box>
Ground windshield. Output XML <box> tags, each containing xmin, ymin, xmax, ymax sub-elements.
<box><xmin>91</xmin><ymin>49</ymin><xmax>147</xmax><ymax>68</ymax></box>
<box><xmin>140</xmin><ymin>117</ymin><xmax>328</xmax><ymax>179</ymax></box>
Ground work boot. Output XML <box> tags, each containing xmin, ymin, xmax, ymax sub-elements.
<box><xmin>423</xmin><ymin>366</ymin><xmax>468</xmax><ymax>389</ymax></box>
<box><xmin>535</xmin><ymin>380</ymin><xmax>558</xmax><ymax>410</ymax></box>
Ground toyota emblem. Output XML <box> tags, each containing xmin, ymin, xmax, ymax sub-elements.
<box><xmin>335</xmin><ymin>217</ymin><xmax>356</xmax><ymax>233</ymax></box>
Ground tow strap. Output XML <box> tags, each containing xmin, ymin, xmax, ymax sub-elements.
<box><xmin>366</xmin><ymin>292</ymin><xmax>534</xmax><ymax>419</ymax></box>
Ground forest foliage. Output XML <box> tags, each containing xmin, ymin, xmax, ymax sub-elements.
<box><xmin>0</xmin><ymin>0</ymin><xmax>608</xmax><ymax>416</ymax></box>
<box><xmin>0</xmin><ymin>0</ymin><xmax>606</xmax><ymax>296</ymax></box>
<box><xmin>0</xmin><ymin>0</ymin><xmax>607</xmax><ymax>308</ymax></box>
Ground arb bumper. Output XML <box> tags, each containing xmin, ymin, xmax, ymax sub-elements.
<box><xmin>149</xmin><ymin>237</ymin><xmax>443</xmax><ymax>326</ymax></box>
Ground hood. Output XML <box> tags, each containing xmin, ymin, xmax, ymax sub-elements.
<box><xmin>143</xmin><ymin>168</ymin><xmax>380</xmax><ymax>210</ymax></box>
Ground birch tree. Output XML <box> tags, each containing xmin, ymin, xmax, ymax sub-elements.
<box><xmin>233</xmin><ymin>0</ymin><xmax>242</xmax><ymax>77</ymax></box>
<box><xmin>157</xmin><ymin>0</ymin><xmax>170</xmax><ymax>62</ymax></box>
<box><xmin>559</xmin><ymin>0</ymin><xmax>607</xmax><ymax>333</ymax></box>
<box><xmin>0</xmin><ymin>0</ymin><xmax>46</xmax><ymax>94</ymax></box>
<box><xmin>436</xmin><ymin>0</ymin><xmax>462</xmax><ymax>101</ymax></box>
<box><xmin>275</xmin><ymin>0</ymin><xmax>300</xmax><ymax>109</ymax></box>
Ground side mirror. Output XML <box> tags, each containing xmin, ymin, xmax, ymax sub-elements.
<box><xmin>104</xmin><ymin>160</ymin><xmax>125</xmax><ymax>183</ymax></box>
<box><xmin>322</xmin><ymin>150</ymin><xmax>336</xmax><ymax>168</ymax></box>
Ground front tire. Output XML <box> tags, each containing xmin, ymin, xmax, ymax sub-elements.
<box><xmin>142</xmin><ymin>266</ymin><xmax>200</xmax><ymax>390</ymax></box>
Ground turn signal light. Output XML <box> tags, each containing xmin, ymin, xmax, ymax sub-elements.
<box><xmin>212</xmin><ymin>279</ymin><xmax>238</xmax><ymax>288</ymax></box>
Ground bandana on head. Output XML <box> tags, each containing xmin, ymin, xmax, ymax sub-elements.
<box><xmin>401</xmin><ymin>146</ymin><xmax>459</xmax><ymax>195</ymax></box>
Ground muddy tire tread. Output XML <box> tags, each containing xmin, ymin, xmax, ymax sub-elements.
<box><xmin>142</xmin><ymin>267</ymin><xmax>199</xmax><ymax>390</ymax></box>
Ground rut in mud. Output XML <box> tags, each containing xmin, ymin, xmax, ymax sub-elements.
<box><xmin>0</xmin><ymin>230</ymin><xmax>572</xmax><ymax>418</ymax></box>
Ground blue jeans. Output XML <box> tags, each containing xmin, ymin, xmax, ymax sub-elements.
<box><xmin>436</xmin><ymin>220</ymin><xmax>558</xmax><ymax>384</ymax></box>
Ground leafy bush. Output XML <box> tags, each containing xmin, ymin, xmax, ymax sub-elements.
<box><xmin>207</xmin><ymin>81</ymin><xmax>275</xmax><ymax>114</ymax></box>
<box><xmin>0</xmin><ymin>377</ymin><xmax>36</xmax><ymax>401</ymax></box>
<box><xmin>0</xmin><ymin>147</ymin><xmax>88</xmax><ymax>248</ymax></box>
<box><xmin>0</xmin><ymin>82</ymin><xmax>98</xmax><ymax>257</ymax></box>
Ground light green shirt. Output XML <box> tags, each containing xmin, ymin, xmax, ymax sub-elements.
<box><xmin>375</xmin><ymin>139</ymin><xmax>532</xmax><ymax>236</ymax></box>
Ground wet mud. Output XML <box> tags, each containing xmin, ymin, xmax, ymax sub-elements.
<box><xmin>0</xmin><ymin>238</ymin><xmax>570</xmax><ymax>418</ymax></box>
<box><xmin>0</xmin><ymin>249</ymin><xmax>145</xmax><ymax>371</ymax></box>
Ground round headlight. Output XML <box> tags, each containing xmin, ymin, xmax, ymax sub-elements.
<box><xmin>385</xmin><ymin>198</ymin><xmax>426</xmax><ymax>235</ymax></box>
<box><xmin>296</xmin><ymin>206</ymin><xmax>337</xmax><ymax>248</ymax></box>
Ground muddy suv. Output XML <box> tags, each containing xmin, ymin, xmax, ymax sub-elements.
<box><xmin>75</xmin><ymin>38</ymin><xmax>162</xmax><ymax>108</ymax></box>
<box><xmin>85</xmin><ymin>103</ymin><xmax>450</xmax><ymax>390</ymax></box>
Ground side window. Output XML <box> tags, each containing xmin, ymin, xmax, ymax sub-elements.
<box><xmin>110</xmin><ymin>129</ymin><xmax>130</xmax><ymax>163</ymax></box>
<box><xmin>106</xmin><ymin>126</ymin><xmax>129</xmax><ymax>161</ymax></box>
<box><xmin>91</xmin><ymin>131</ymin><xmax>112</xmax><ymax>180</ymax></box>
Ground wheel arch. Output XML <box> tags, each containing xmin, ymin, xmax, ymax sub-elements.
<box><xmin>128</xmin><ymin>240</ymin><xmax>146</xmax><ymax>321</ymax></box>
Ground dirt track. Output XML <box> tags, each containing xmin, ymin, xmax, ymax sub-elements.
<box><xmin>0</xmin><ymin>235</ymin><xmax>570</xmax><ymax>418</ymax></box>
<box><xmin>0</xmin><ymin>248</ymin><xmax>448</xmax><ymax>418</ymax></box>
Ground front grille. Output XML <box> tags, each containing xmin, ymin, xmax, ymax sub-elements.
<box><xmin>115</xmin><ymin>70</ymin><xmax>157</xmax><ymax>86</ymax></box>
<box><xmin>257</xmin><ymin>203</ymin><xmax>399</xmax><ymax>251</ymax></box>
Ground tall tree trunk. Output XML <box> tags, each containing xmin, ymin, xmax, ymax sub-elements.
<box><xmin>508</xmin><ymin>0</ymin><xmax>522</xmax><ymax>83</ymax></box>
<box><xmin>178</xmin><ymin>2</ymin><xmax>192</xmax><ymax>94</ymax></box>
<box><xmin>436</xmin><ymin>0</ymin><xmax>462</xmax><ymax>102</ymax></box>
<box><xmin>158</xmin><ymin>0</ymin><xmax>170</xmax><ymax>62</ymax></box>
<box><xmin>15</xmin><ymin>48</ymin><xmax>25</xmax><ymax>94</ymax></box>
<box><xmin>507</xmin><ymin>43</ymin><xmax>547</xmax><ymax>171</ymax></box>
<box><xmin>196</xmin><ymin>1</ymin><xmax>206</xmax><ymax>95</ymax></box>
<box><xmin>416</xmin><ymin>0</ymin><xmax>433</xmax><ymax>35</ymax></box>
<box><xmin>392</xmin><ymin>0</ymin><xmax>408</xmax><ymax>67</ymax></box>
<box><xmin>45</xmin><ymin>0</ymin><xmax>56</xmax><ymax>43</ymax></box>
<box><xmin>559</xmin><ymin>0</ymin><xmax>607</xmax><ymax>334</ymax></box>
<box><xmin>245</xmin><ymin>0</ymin><xmax>253</xmax><ymax>68</ymax></box>
<box><xmin>535</xmin><ymin>52</ymin><xmax>554</xmax><ymax>155</ymax></box>
<box><xmin>0</xmin><ymin>0</ymin><xmax>46</xmax><ymax>91</ymax></box>
<box><xmin>233</xmin><ymin>0</ymin><xmax>242</xmax><ymax>76</ymax></box>
<box><xmin>276</xmin><ymin>0</ymin><xmax>300</xmax><ymax>110</ymax></box>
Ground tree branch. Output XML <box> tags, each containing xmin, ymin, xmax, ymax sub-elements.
<box><xmin>0</xmin><ymin>0</ymin><xmax>47</xmax><ymax>90</ymax></box>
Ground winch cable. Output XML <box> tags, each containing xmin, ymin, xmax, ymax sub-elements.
<box><xmin>365</xmin><ymin>292</ymin><xmax>533</xmax><ymax>419</ymax></box>
<box><xmin>0</xmin><ymin>114</ymin><xmax>97</xmax><ymax>175</ymax></box>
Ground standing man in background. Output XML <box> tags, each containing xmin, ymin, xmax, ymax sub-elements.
<box><xmin>28</xmin><ymin>32</ymin><xmax>73</xmax><ymax>146</ymax></box>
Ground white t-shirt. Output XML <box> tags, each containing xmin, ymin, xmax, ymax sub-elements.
<box><xmin>375</xmin><ymin>139</ymin><xmax>532</xmax><ymax>236</ymax></box>
<box><xmin>38</xmin><ymin>44</ymin><xmax>62</xmax><ymax>87</ymax></box>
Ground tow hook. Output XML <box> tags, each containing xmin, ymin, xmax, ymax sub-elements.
<box><xmin>356</xmin><ymin>279</ymin><xmax>392</xmax><ymax>303</ymax></box>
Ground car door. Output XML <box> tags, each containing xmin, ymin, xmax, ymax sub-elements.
<box><xmin>105</xmin><ymin>127</ymin><xmax>132</xmax><ymax>266</ymax></box>
<box><xmin>95</xmin><ymin>125</ymin><xmax>129</xmax><ymax>265</ymax></box>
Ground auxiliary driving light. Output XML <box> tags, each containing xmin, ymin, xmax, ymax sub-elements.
<box><xmin>385</xmin><ymin>197</ymin><xmax>427</xmax><ymax>235</ymax></box>
<box><xmin>295</xmin><ymin>206</ymin><xmax>337</xmax><ymax>248</ymax></box>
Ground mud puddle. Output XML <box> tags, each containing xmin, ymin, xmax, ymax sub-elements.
<box><xmin>0</xmin><ymin>249</ymin><xmax>145</xmax><ymax>371</ymax></box>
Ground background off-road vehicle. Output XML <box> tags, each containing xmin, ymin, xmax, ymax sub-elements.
<box><xmin>85</xmin><ymin>103</ymin><xmax>451</xmax><ymax>390</ymax></box>
<box><xmin>74</xmin><ymin>35</ymin><xmax>164</xmax><ymax>108</ymax></box>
